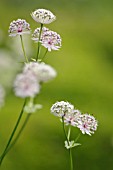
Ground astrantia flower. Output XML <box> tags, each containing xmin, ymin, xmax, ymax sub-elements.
<box><xmin>23</xmin><ymin>62</ymin><xmax>57</xmax><ymax>83</ymax></box>
<box><xmin>0</xmin><ymin>85</ymin><xmax>5</xmax><ymax>108</ymax></box>
<box><xmin>32</xmin><ymin>27</ymin><xmax>49</xmax><ymax>42</ymax></box>
<box><xmin>14</xmin><ymin>73</ymin><xmax>40</xmax><ymax>98</ymax></box>
<box><xmin>77</xmin><ymin>113</ymin><xmax>98</xmax><ymax>136</ymax></box>
<box><xmin>41</xmin><ymin>30</ymin><xmax>62</xmax><ymax>51</ymax></box>
<box><xmin>31</xmin><ymin>9</ymin><xmax>56</xmax><ymax>24</ymax></box>
<box><xmin>8</xmin><ymin>19</ymin><xmax>31</xmax><ymax>36</ymax></box>
<box><xmin>64</xmin><ymin>110</ymin><xmax>82</xmax><ymax>127</ymax></box>
<box><xmin>51</xmin><ymin>101</ymin><xmax>74</xmax><ymax>117</ymax></box>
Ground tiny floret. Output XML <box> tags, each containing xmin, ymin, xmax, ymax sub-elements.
<box><xmin>51</xmin><ymin>101</ymin><xmax>74</xmax><ymax>117</ymax></box>
<box><xmin>31</xmin><ymin>9</ymin><xmax>56</xmax><ymax>24</ymax></box>
<box><xmin>8</xmin><ymin>19</ymin><xmax>31</xmax><ymax>36</ymax></box>
<box><xmin>14</xmin><ymin>73</ymin><xmax>40</xmax><ymax>98</ymax></box>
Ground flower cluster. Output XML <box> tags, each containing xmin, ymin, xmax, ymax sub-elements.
<box><xmin>0</xmin><ymin>85</ymin><xmax>5</xmax><ymax>108</ymax></box>
<box><xmin>8</xmin><ymin>19</ymin><xmax>31</xmax><ymax>37</ymax></box>
<box><xmin>32</xmin><ymin>27</ymin><xmax>61</xmax><ymax>51</ymax></box>
<box><xmin>14</xmin><ymin>62</ymin><xmax>57</xmax><ymax>98</ymax></box>
<box><xmin>51</xmin><ymin>101</ymin><xmax>98</xmax><ymax>136</ymax></box>
<box><xmin>31</xmin><ymin>9</ymin><xmax>56</xmax><ymax>24</ymax></box>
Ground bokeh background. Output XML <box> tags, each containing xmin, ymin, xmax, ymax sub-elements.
<box><xmin>0</xmin><ymin>0</ymin><xmax>113</xmax><ymax>169</ymax></box>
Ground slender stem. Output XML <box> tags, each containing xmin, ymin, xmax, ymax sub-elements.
<box><xmin>41</xmin><ymin>49</ymin><xmax>48</xmax><ymax>62</ymax></box>
<box><xmin>0</xmin><ymin>99</ymin><xmax>27</xmax><ymax>166</ymax></box>
<box><xmin>67</xmin><ymin>126</ymin><xmax>71</xmax><ymax>141</ymax></box>
<box><xmin>69</xmin><ymin>148</ymin><xmax>73</xmax><ymax>170</ymax></box>
<box><xmin>62</xmin><ymin>118</ymin><xmax>73</xmax><ymax>170</ymax></box>
<box><xmin>75</xmin><ymin>133</ymin><xmax>81</xmax><ymax>143</ymax></box>
<box><xmin>36</xmin><ymin>23</ymin><xmax>43</xmax><ymax>61</ymax></box>
<box><xmin>5</xmin><ymin>114</ymin><xmax>31</xmax><ymax>155</ymax></box>
<box><xmin>20</xmin><ymin>35</ymin><xmax>29</xmax><ymax>63</ymax></box>
<box><xmin>62</xmin><ymin>117</ymin><xmax>69</xmax><ymax>145</ymax></box>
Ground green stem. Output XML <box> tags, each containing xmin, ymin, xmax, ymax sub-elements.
<box><xmin>67</xmin><ymin>126</ymin><xmax>71</xmax><ymax>141</ymax></box>
<box><xmin>36</xmin><ymin>23</ymin><xmax>43</xmax><ymax>61</ymax></box>
<box><xmin>20</xmin><ymin>35</ymin><xmax>29</xmax><ymax>63</ymax></box>
<box><xmin>75</xmin><ymin>133</ymin><xmax>81</xmax><ymax>143</ymax></box>
<box><xmin>62</xmin><ymin>118</ymin><xmax>73</xmax><ymax>170</ymax></box>
<box><xmin>62</xmin><ymin>117</ymin><xmax>69</xmax><ymax>146</ymax></box>
<box><xmin>5</xmin><ymin>114</ymin><xmax>31</xmax><ymax>155</ymax></box>
<box><xmin>69</xmin><ymin>148</ymin><xmax>73</xmax><ymax>170</ymax></box>
<box><xmin>0</xmin><ymin>99</ymin><xmax>27</xmax><ymax>166</ymax></box>
<box><xmin>41</xmin><ymin>49</ymin><xmax>48</xmax><ymax>62</ymax></box>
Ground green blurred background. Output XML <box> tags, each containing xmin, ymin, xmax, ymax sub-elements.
<box><xmin>0</xmin><ymin>0</ymin><xmax>113</xmax><ymax>169</ymax></box>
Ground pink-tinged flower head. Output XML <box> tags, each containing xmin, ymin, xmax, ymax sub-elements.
<box><xmin>31</xmin><ymin>9</ymin><xmax>56</xmax><ymax>24</ymax></box>
<box><xmin>51</xmin><ymin>101</ymin><xmax>74</xmax><ymax>117</ymax></box>
<box><xmin>64</xmin><ymin>110</ymin><xmax>82</xmax><ymax>127</ymax></box>
<box><xmin>8</xmin><ymin>19</ymin><xmax>31</xmax><ymax>36</ymax></box>
<box><xmin>77</xmin><ymin>113</ymin><xmax>98</xmax><ymax>136</ymax></box>
<box><xmin>14</xmin><ymin>72</ymin><xmax>40</xmax><ymax>98</ymax></box>
<box><xmin>41</xmin><ymin>30</ymin><xmax>61</xmax><ymax>51</ymax></box>
<box><xmin>32</xmin><ymin>27</ymin><xmax>49</xmax><ymax>42</ymax></box>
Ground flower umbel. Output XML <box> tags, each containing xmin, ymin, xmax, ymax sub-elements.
<box><xmin>32</xmin><ymin>27</ymin><xmax>49</xmax><ymax>42</ymax></box>
<box><xmin>51</xmin><ymin>101</ymin><xmax>74</xmax><ymax>117</ymax></box>
<box><xmin>41</xmin><ymin>30</ymin><xmax>61</xmax><ymax>51</ymax></box>
<box><xmin>8</xmin><ymin>19</ymin><xmax>31</xmax><ymax>37</ymax></box>
<box><xmin>23</xmin><ymin>62</ymin><xmax>57</xmax><ymax>83</ymax></box>
<box><xmin>77</xmin><ymin>113</ymin><xmax>98</xmax><ymax>136</ymax></box>
<box><xmin>31</xmin><ymin>9</ymin><xmax>56</xmax><ymax>24</ymax></box>
<box><xmin>14</xmin><ymin>73</ymin><xmax>40</xmax><ymax>98</ymax></box>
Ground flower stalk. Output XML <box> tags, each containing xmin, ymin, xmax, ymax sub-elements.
<box><xmin>36</xmin><ymin>23</ymin><xmax>43</xmax><ymax>61</ymax></box>
<box><xmin>0</xmin><ymin>99</ymin><xmax>27</xmax><ymax>166</ymax></box>
<box><xmin>20</xmin><ymin>35</ymin><xmax>29</xmax><ymax>63</ymax></box>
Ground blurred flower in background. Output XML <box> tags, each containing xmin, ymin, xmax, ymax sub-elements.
<box><xmin>0</xmin><ymin>84</ymin><xmax>5</xmax><ymax>108</ymax></box>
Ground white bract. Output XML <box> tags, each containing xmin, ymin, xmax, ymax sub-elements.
<box><xmin>8</xmin><ymin>19</ymin><xmax>31</xmax><ymax>37</ymax></box>
<box><xmin>65</xmin><ymin>140</ymin><xmax>81</xmax><ymax>149</ymax></box>
<box><xmin>14</xmin><ymin>73</ymin><xmax>40</xmax><ymax>98</ymax></box>
<box><xmin>31</xmin><ymin>9</ymin><xmax>56</xmax><ymax>24</ymax></box>
<box><xmin>24</xmin><ymin>102</ymin><xmax>42</xmax><ymax>114</ymax></box>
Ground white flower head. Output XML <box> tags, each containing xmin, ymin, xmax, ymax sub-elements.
<box><xmin>51</xmin><ymin>101</ymin><xmax>74</xmax><ymax>117</ymax></box>
<box><xmin>14</xmin><ymin>72</ymin><xmax>40</xmax><ymax>98</ymax></box>
<box><xmin>64</xmin><ymin>109</ymin><xmax>82</xmax><ymax>127</ymax></box>
<box><xmin>31</xmin><ymin>9</ymin><xmax>56</xmax><ymax>24</ymax></box>
<box><xmin>23</xmin><ymin>62</ymin><xmax>57</xmax><ymax>83</ymax></box>
<box><xmin>0</xmin><ymin>85</ymin><xmax>5</xmax><ymax>108</ymax></box>
<box><xmin>32</xmin><ymin>27</ymin><xmax>49</xmax><ymax>42</ymax></box>
<box><xmin>77</xmin><ymin>113</ymin><xmax>98</xmax><ymax>136</ymax></box>
<box><xmin>8</xmin><ymin>19</ymin><xmax>31</xmax><ymax>37</ymax></box>
<box><xmin>41</xmin><ymin>30</ymin><xmax>62</xmax><ymax>51</ymax></box>
<box><xmin>23</xmin><ymin>62</ymin><xmax>40</xmax><ymax>76</ymax></box>
<box><xmin>35</xmin><ymin>62</ymin><xmax>57</xmax><ymax>82</ymax></box>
